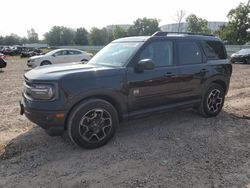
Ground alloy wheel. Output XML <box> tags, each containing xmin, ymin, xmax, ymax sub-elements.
<box><xmin>78</xmin><ymin>108</ymin><xmax>112</xmax><ymax>143</ymax></box>
<box><xmin>207</xmin><ymin>89</ymin><xmax>223</xmax><ymax>113</ymax></box>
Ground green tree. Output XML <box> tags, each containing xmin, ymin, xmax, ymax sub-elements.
<box><xmin>61</xmin><ymin>27</ymin><xmax>75</xmax><ymax>45</ymax></box>
<box><xmin>113</xmin><ymin>26</ymin><xmax>127</xmax><ymax>39</ymax></box>
<box><xmin>128</xmin><ymin>17</ymin><xmax>160</xmax><ymax>36</ymax></box>
<box><xmin>0</xmin><ymin>36</ymin><xmax>4</xmax><ymax>45</ymax></box>
<box><xmin>75</xmin><ymin>27</ymin><xmax>88</xmax><ymax>45</ymax></box>
<box><xmin>3</xmin><ymin>34</ymin><xmax>21</xmax><ymax>45</ymax></box>
<box><xmin>20</xmin><ymin>37</ymin><xmax>28</xmax><ymax>44</ymax></box>
<box><xmin>44</xmin><ymin>26</ymin><xmax>75</xmax><ymax>46</ymax></box>
<box><xmin>186</xmin><ymin>14</ymin><xmax>210</xmax><ymax>33</ymax></box>
<box><xmin>88</xmin><ymin>27</ymin><xmax>113</xmax><ymax>45</ymax></box>
<box><xmin>216</xmin><ymin>2</ymin><xmax>250</xmax><ymax>44</ymax></box>
<box><xmin>27</xmin><ymin>28</ymin><xmax>39</xmax><ymax>43</ymax></box>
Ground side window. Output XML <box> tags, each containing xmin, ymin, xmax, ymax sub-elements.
<box><xmin>139</xmin><ymin>41</ymin><xmax>173</xmax><ymax>67</ymax></box>
<box><xmin>74</xmin><ymin>51</ymin><xmax>82</xmax><ymax>55</ymax></box>
<box><xmin>62</xmin><ymin>50</ymin><xmax>68</xmax><ymax>55</ymax></box>
<box><xmin>55</xmin><ymin>50</ymin><xmax>67</xmax><ymax>56</ymax></box>
<box><xmin>54</xmin><ymin>51</ymin><xmax>62</xmax><ymax>56</ymax></box>
<box><xmin>68</xmin><ymin>50</ymin><xmax>81</xmax><ymax>55</ymax></box>
<box><xmin>201</xmin><ymin>41</ymin><xmax>227</xmax><ymax>59</ymax></box>
<box><xmin>68</xmin><ymin>50</ymin><xmax>75</xmax><ymax>55</ymax></box>
<box><xmin>178</xmin><ymin>41</ymin><xmax>202</xmax><ymax>65</ymax></box>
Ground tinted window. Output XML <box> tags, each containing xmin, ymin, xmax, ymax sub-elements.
<box><xmin>139</xmin><ymin>41</ymin><xmax>173</xmax><ymax>67</ymax></box>
<box><xmin>178</xmin><ymin>41</ymin><xmax>202</xmax><ymax>65</ymax></box>
<box><xmin>201</xmin><ymin>41</ymin><xmax>227</xmax><ymax>59</ymax></box>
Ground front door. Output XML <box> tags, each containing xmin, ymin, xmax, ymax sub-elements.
<box><xmin>53</xmin><ymin>50</ymin><xmax>69</xmax><ymax>64</ymax></box>
<box><xmin>127</xmin><ymin>39</ymin><xmax>181</xmax><ymax>111</ymax></box>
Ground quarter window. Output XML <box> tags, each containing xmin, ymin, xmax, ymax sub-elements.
<box><xmin>68</xmin><ymin>50</ymin><xmax>82</xmax><ymax>55</ymax></box>
<box><xmin>201</xmin><ymin>41</ymin><xmax>227</xmax><ymax>59</ymax></box>
<box><xmin>178</xmin><ymin>41</ymin><xmax>202</xmax><ymax>65</ymax></box>
<box><xmin>139</xmin><ymin>41</ymin><xmax>173</xmax><ymax>67</ymax></box>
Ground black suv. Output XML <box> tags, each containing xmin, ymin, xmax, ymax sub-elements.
<box><xmin>20</xmin><ymin>32</ymin><xmax>232</xmax><ymax>149</ymax></box>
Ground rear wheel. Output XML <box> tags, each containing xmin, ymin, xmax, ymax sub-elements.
<box><xmin>67</xmin><ymin>99</ymin><xmax>119</xmax><ymax>149</ymax></box>
<box><xmin>198</xmin><ymin>83</ymin><xmax>225</xmax><ymax>117</ymax></box>
<box><xmin>81</xmin><ymin>59</ymin><xmax>88</xmax><ymax>63</ymax></box>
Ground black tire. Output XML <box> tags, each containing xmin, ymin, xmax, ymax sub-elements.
<box><xmin>40</xmin><ymin>61</ymin><xmax>51</xmax><ymax>66</ymax></box>
<box><xmin>198</xmin><ymin>83</ymin><xmax>225</xmax><ymax>117</ymax></box>
<box><xmin>81</xmin><ymin>59</ymin><xmax>88</xmax><ymax>62</ymax></box>
<box><xmin>247</xmin><ymin>58</ymin><xmax>250</xmax><ymax>64</ymax></box>
<box><xmin>67</xmin><ymin>99</ymin><xmax>119</xmax><ymax>149</ymax></box>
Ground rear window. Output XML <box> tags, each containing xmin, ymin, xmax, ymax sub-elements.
<box><xmin>201</xmin><ymin>41</ymin><xmax>227</xmax><ymax>59</ymax></box>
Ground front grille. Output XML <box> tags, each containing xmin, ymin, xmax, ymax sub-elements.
<box><xmin>23</xmin><ymin>77</ymin><xmax>33</xmax><ymax>99</ymax></box>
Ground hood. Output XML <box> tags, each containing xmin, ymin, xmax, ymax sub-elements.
<box><xmin>29</xmin><ymin>55</ymin><xmax>45</xmax><ymax>60</ymax></box>
<box><xmin>24</xmin><ymin>62</ymin><xmax>120</xmax><ymax>81</ymax></box>
<box><xmin>232</xmin><ymin>49</ymin><xmax>250</xmax><ymax>57</ymax></box>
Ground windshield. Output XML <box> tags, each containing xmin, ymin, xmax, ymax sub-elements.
<box><xmin>238</xmin><ymin>49</ymin><xmax>250</xmax><ymax>55</ymax></box>
<box><xmin>45</xmin><ymin>50</ymin><xmax>58</xmax><ymax>56</ymax></box>
<box><xmin>88</xmin><ymin>42</ymin><xmax>143</xmax><ymax>67</ymax></box>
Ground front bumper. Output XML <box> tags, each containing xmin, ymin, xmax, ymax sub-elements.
<box><xmin>27</xmin><ymin>60</ymin><xmax>39</xmax><ymax>68</ymax></box>
<box><xmin>27</xmin><ymin>60</ymin><xmax>34</xmax><ymax>68</ymax></box>
<box><xmin>20</xmin><ymin>97</ymin><xmax>66</xmax><ymax>136</ymax></box>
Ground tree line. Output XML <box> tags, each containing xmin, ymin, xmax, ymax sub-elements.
<box><xmin>0</xmin><ymin>2</ymin><xmax>249</xmax><ymax>46</ymax></box>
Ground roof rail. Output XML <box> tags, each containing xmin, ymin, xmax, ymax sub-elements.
<box><xmin>152</xmin><ymin>31</ymin><xmax>215</xmax><ymax>37</ymax></box>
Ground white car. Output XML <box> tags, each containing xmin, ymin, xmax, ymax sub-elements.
<box><xmin>27</xmin><ymin>49</ymin><xmax>92</xmax><ymax>68</ymax></box>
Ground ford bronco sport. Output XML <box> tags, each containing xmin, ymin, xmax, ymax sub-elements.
<box><xmin>20</xmin><ymin>32</ymin><xmax>232</xmax><ymax>149</ymax></box>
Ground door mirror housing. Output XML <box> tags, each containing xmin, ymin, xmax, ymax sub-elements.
<box><xmin>135</xmin><ymin>59</ymin><xmax>155</xmax><ymax>72</ymax></box>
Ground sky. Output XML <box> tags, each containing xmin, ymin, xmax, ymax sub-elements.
<box><xmin>0</xmin><ymin>0</ymin><xmax>247</xmax><ymax>39</ymax></box>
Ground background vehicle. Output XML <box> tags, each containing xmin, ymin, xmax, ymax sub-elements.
<box><xmin>0</xmin><ymin>53</ymin><xmax>5</xmax><ymax>59</ymax></box>
<box><xmin>21</xmin><ymin>32</ymin><xmax>232</xmax><ymax>149</ymax></box>
<box><xmin>27</xmin><ymin>49</ymin><xmax>92</xmax><ymax>68</ymax></box>
<box><xmin>230</xmin><ymin>48</ymin><xmax>250</xmax><ymax>64</ymax></box>
<box><xmin>0</xmin><ymin>53</ymin><xmax>7</xmax><ymax>69</ymax></box>
<box><xmin>20</xmin><ymin>48</ymin><xmax>43</xmax><ymax>58</ymax></box>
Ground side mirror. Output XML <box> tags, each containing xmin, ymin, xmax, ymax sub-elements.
<box><xmin>135</xmin><ymin>59</ymin><xmax>155</xmax><ymax>72</ymax></box>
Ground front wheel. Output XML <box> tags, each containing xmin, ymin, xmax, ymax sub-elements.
<box><xmin>40</xmin><ymin>61</ymin><xmax>51</xmax><ymax>66</ymax></box>
<box><xmin>67</xmin><ymin>99</ymin><xmax>119</xmax><ymax>149</ymax></box>
<box><xmin>198</xmin><ymin>83</ymin><xmax>225</xmax><ymax>117</ymax></box>
<box><xmin>246</xmin><ymin>58</ymin><xmax>250</xmax><ymax>64</ymax></box>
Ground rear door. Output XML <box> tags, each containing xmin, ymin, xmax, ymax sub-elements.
<box><xmin>67</xmin><ymin>50</ymin><xmax>82</xmax><ymax>62</ymax></box>
<box><xmin>176</xmin><ymin>40</ymin><xmax>207</xmax><ymax>101</ymax></box>
<box><xmin>127</xmin><ymin>39</ymin><xmax>182</xmax><ymax>111</ymax></box>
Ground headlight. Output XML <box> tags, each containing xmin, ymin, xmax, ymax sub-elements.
<box><xmin>24</xmin><ymin>83</ymin><xmax>56</xmax><ymax>100</ymax></box>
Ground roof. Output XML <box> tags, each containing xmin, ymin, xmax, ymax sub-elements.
<box><xmin>112</xmin><ymin>36</ymin><xmax>150</xmax><ymax>43</ymax></box>
<box><xmin>112</xmin><ymin>32</ymin><xmax>221</xmax><ymax>43</ymax></box>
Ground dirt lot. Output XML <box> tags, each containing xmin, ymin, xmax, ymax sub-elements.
<box><xmin>0</xmin><ymin>58</ymin><xmax>249</xmax><ymax>188</ymax></box>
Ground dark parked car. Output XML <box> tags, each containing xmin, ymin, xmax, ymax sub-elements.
<box><xmin>20</xmin><ymin>48</ymin><xmax>43</xmax><ymax>58</ymax></box>
<box><xmin>20</xmin><ymin>32</ymin><xmax>232</xmax><ymax>149</ymax></box>
<box><xmin>0</xmin><ymin>53</ymin><xmax>7</xmax><ymax>69</ymax></box>
<box><xmin>230</xmin><ymin>48</ymin><xmax>250</xmax><ymax>64</ymax></box>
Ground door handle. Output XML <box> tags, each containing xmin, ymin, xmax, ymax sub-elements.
<box><xmin>165</xmin><ymin>72</ymin><xmax>175</xmax><ymax>77</ymax></box>
<box><xmin>200</xmin><ymin>69</ymin><xmax>208</xmax><ymax>74</ymax></box>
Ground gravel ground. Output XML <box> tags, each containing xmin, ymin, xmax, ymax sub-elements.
<box><xmin>0</xmin><ymin>58</ymin><xmax>249</xmax><ymax>188</ymax></box>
